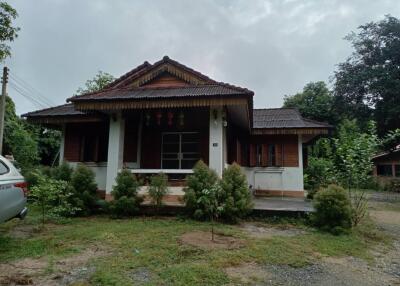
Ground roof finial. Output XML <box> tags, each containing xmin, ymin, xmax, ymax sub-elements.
<box><xmin>163</xmin><ymin>55</ymin><xmax>170</xmax><ymax>60</ymax></box>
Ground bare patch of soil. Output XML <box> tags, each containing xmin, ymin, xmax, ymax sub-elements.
<box><xmin>179</xmin><ymin>231</ymin><xmax>244</xmax><ymax>250</ymax></box>
<box><xmin>240</xmin><ymin>222</ymin><xmax>307</xmax><ymax>239</ymax></box>
<box><xmin>225</xmin><ymin>262</ymin><xmax>272</xmax><ymax>284</ymax></box>
<box><xmin>0</xmin><ymin>246</ymin><xmax>109</xmax><ymax>286</ymax></box>
<box><xmin>370</xmin><ymin>210</ymin><xmax>400</xmax><ymax>225</ymax></box>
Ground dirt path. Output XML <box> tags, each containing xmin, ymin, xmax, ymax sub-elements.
<box><xmin>228</xmin><ymin>204</ymin><xmax>400</xmax><ymax>286</ymax></box>
<box><xmin>0</xmin><ymin>247</ymin><xmax>109</xmax><ymax>286</ymax></box>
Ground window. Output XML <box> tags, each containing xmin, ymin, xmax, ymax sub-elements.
<box><xmin>395</xmin><ymin>165</ymin><xmax>400</xmax><ymax>177</ymax></box>
<box><xmin>268</xmin><ymin>144</ymin><xmax>276</xmax><ymax>167</ymax></box>
<box><xmin>377</xmin><ymin>164</ymin><xmax>393</xmax><ymax>176</ymax></box>
<box><xmin>162</xmin><ymin>132</ymin><xmax>200</xmax><ymax>169</ymax></box>
<box><xmin>0</xmin><ymin>161</ymin><xmax>9</xmax><ymax>175</ymax></box>
<box><xmin>80</xmin><ymin>134</ymin><xmax>108</xmax><ymax>163</ymax></box>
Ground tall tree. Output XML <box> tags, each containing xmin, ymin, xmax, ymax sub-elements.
<box><xmin>75</xmin><ymin>71</ymin><xmax>115</xmax><ymax>95</ymax></box>
<box><xmin>283</xmin><ymin>81</ymin><xmax>337</xmax><ymax>125</ymax></box>
<box><xmin>0</xmin><ymin>1</ymin><xmax>20</xmax><ymax>61</ymax></box>
<box><xmin>334</xmin><ymin>15</ymin><xmax>400</xmax><ymax>136</ymax></box>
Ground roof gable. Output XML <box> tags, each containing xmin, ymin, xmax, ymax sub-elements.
<box><xmin>105</xmin><ymin>56</ymin><xmax>216</xmax><ymax>90</ymax></box>
<box><xmin>141</xmin><ymin>72</ymin><xmax>190</xmax><ymax>88</ymax></box>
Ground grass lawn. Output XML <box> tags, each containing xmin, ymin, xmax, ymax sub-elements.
<box><xmin>0</xmin><ymin>206</ymin><xmax>392</xmax><ymax>286</ymax></box>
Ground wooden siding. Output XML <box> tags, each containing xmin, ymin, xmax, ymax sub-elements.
<box><xmin>229</xmin><ymin>134</ymin><xmax>299</xmax><ymax>167</ymax></box>
<box><xmin>142</xmin><ymin>73</ymin><xmax>189</xmax><ymax>88</ymax></box>
<box><xmin>123</xmin><ymin>118</ymin><xmax>139</xmax><ymax>162</ymax></box>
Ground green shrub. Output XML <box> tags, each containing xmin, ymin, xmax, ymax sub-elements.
<box><xmin>304</xmin><ymin>157</ymin><xmax>336</xmax><ymax>198</ymax></box>
<box><xmin>71</xmin><ymin>164</ymin><xmax>98</xmax><ymax>215</ymax></box>
<box><xmin>30</xmin><ymin>175</ymin><xmax>80</xmax><ymax>224</ymax></box>
<box><xmin>109</xmin><ymin>170</ymin><xmax>143</xmax><ymax>217</ymax></box>
<box><xmin>312</xmin><ymin>185</ymin><xmax>352</xmax><ymax>234</ymax></box>
<box><xmin>183</xmin><ymin>160</ymin><xmax>218</xmax><ymax>220</ymax></box>
<box><xmin>52</xmin><ymin>162</ymin><xmax>73</xmax><ymax>182</ymax></box>
<box><xmin>383</xmin><ymin>179</ymin><xmax>400</xmax><ymax>193</ymax></box>
<box><xmin>219</xmin><ymin>163</ymin><xmax>252</xmax><ymax>223</ymax></box>
<box><xmin>148</xmin><ymin>172</ymin><xmax>169</xmax><ymax>214</ymax></box>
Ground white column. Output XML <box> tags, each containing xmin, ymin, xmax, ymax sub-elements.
<box><xmin>298</xmin><ymin>134</ymin><xmax>304</xmax><ymax>190</ymax></box>
<box><xmin>106</xmin><ymin>113</ymin><xmax>125</xmax><ymax>194</ymax></box>
<box><xmin>59</xmin><ymin>124</ymin><xmax>65</xmax><ymax>165</ymax></box>
<box><xmin>209</xmin><ymin>107</ymin><xmax>224</xmax><ymax>176</ymax></box>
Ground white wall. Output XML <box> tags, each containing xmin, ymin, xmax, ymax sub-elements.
<box><xmin>241</xmin><ymin>166</ymin><xmax>304</xmax><ymax>192</ymax></box>
<box><xmin>209</xmin><ymin>107</ymin><xmax>224</xmax><ymax>176</ymax></box>
<box><xmin>67</xmin><ymin>162</ymin><xmax>108</xmax><ymax>191</ymax></box>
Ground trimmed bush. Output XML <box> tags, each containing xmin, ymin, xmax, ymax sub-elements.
<box><xmin>148</xmin><ymin>172</ymin><xmax>169</xmax><ymax>214</ymax></box>
<box><xmin>183</xmin><ymin>160</ymin><xmax>218</xmax><ymax>220</ymax></box>
<box><xmin>52</xmin><ymin>161</ymin><xmax>73</xmax><ymax>182</ymax></box>
<box><xmin>71</xmin><ymin>164</ymin><xmax>98</xmax><ymax>215</ymax></box>
<box><xmin>219</xmin><ymin>163</ymin><xmax>252</xmax><ymax>223</ymax></box>
<box><xmin>312</xmin><ymin>185</ymin><xmax>352</xmax><ymax>234</ymax></box>
<box><xmin>109</xmin><ymin>170</ymin><xmax>143</xmax><ymax>217</ymax></box>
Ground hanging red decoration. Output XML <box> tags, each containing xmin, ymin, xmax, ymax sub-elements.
<box><xmin>156</xmin><ymin>111</ymin><xmax>162</xmax><ymax>125</ymax></box>
<box><xmin>167</xmin><ymin>112</ymin><xmax>174</xmax><ymax>126</ymax></box>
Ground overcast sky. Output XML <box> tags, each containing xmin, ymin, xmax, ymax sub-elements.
<box><xmin>4</xmin><ymin>0</ymin><xmax>400</xmax><ymax>115</ymax></box>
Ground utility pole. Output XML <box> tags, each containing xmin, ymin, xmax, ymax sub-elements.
<box><xmin>0</xmin><ymin>66</ymin><xmax>8</xmax><ymax>155</ymax></box>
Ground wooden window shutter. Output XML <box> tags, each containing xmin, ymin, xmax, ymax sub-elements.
<box><xmin>236</xmin><ymin>139</ymin><xmax>242</xmax><ymax>165</ymax></box>
<box><xmin>261</xmin><ymin>144</ymin><xmax>268</xmax><ymax>167</ymax></box>
<box><xmin>249</xmin><ymin>144</ymin><xmax>256</xmax><ymax>167</ymax></box>
<box><xmin>275</xmin><ymin>144</ymin><xmax>283</xmax><ymax>167</ymax></box>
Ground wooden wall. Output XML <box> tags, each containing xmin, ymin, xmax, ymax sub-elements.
<box><xmin>64</xmin><ymin>121</ymin><xmax>109</xmax><ymax>162</ymax></box>
<box><xmin>228</xmin><ymin>134</ymin><xmax>299</xmax><ymax>168</ymax></box>
<box><xmin>142</xmin><ymin>73</ymin><xmax>189</xmax><ymax>88</ymax></box>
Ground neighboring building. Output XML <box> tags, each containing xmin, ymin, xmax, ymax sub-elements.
<box><xmin>372</xmin><ymin>148</ymin><xmax>400</xmax><ymax>184</ymax></box>
<box><xmin>23</xmin><ymin>56</ymin><xmax>330</xmax><ymax>200</ymax></box>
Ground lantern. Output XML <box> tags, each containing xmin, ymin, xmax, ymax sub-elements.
<box><xmin>167</xmin><ymin>111</ymin><xmax>174</xmax><ymax>126</ymax></box>
<box><xmin>145</xmin><ymin>113</ymin><xmax>151</xmax><ymax>126</ymax></box>
<box><xmin>179</xmin><ymin>112</ymin><xmax>184</xmax><ymax>127</ymax></box>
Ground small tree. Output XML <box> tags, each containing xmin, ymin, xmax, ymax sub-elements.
<box><xmin>184</xmin><ymin>160</ymin><xmax>218</xmax><ymax>220</ymax></box>
<box><xmin>148</xmin><ymin>172</ymin><xmax>168</xmax><ymax>215</ymax></box>
<box><xmin>71</xmin><ymin>164</ymin><xmax>98</xmax><ymax>215</ymax></box>
<box><xmin>30</xmin><ymin>176</ymin><xmax>80</xmax><ymax>225</ymax></box>
<box><xmin>109</xmin><ymin>170</ymin><xmax>143</xmax><ymax>217</ymax></box>
<box><xmin>219</xmin><ymin>163</ymin><xmax>252</xmax><ymax>223</ymax></box>
<box><xmin>313</xmin><ymin>185</ymin><xmax>352</xmax><ymax>234</ymax></box>
<box><xmin>197</xmin><ymin>185</ymin><xmax>224</xmax><ymax>241</ymax></box>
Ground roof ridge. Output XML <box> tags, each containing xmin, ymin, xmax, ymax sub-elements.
<box><xmin>254</xmin><ymin>107</ymin><xmax>298</xmax><ymax>111</ymax></box>
<box><xmin>102</xmin><ymin>61</ymin><xmax>152</xmax><ymax>90</ymax></box>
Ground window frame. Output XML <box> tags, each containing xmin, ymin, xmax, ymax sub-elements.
<box><xmin>161</xmin><ymin>132</ymin><xmax>200</xmax><ymax>169</ymax></box>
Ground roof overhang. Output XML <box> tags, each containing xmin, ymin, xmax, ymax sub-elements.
<box><xmin>72</xmin><ymin>96</ymin><xmax>250</xmax><ymax>111</ymax></box>
<box><xmin>252</xmin><ymin>127</ymin><xmax>330</xmax><ymax>135</ymax></box>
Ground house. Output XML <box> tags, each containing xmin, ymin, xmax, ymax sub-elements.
<box><xmin>372</xmin><ymin>147</ymin><xmax>400</xmax><ymax>184</ymax></box>
<box><xmin>23</xmin><ymin>56</ymin><xmax>330</xmax><ymax>201</ymax></box>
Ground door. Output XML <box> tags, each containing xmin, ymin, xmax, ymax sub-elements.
<box><xmin>161</xmin><ymin>132</ymin><xmax>200</xmax><ymax>169</ymax></box>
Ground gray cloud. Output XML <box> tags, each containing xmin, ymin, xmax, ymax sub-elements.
<box><xmin>5</xmin><ymin>0</ymin><xmax>400</xmax><ymax>114</ymax></box>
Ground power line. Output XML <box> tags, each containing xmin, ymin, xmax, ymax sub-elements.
<box><xmin>8</xmin><ymin>77</ymin><xmax>52</xmax><ymax>108</ymax></box>
<box><xmin>8</xmin><ymin>72</ymin><xmax>55</xmax><ymax>106</ymax></box>
<box><xmin>9</xmin><ymin>81</ymin><xmax>48</xmax><ymax>109</ymax></box>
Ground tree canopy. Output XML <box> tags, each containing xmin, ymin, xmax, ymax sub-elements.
<box><xmin>283</xmin><ymin>81</ymin><xmax>337</xmax><ymax>125</ymax></box>
<box><xmin>0</xmin><ymin>1</ymin><xmax>19</xmax><ymax>61</ymax></box>
<box><xmin>334</xmin><ymin>15</ymin><xmax>400</xmax><ymax>136</ymax></box>
<box><xmin>75</xmin><ymin>71</ymin><xmax>115</xmax><ymax>95</ymax></box>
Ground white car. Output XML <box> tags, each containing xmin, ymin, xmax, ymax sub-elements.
<box><xmin>0</xmin><ymin>155</ymin><xmax>28</xmax><ymax>223</ymax></box>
